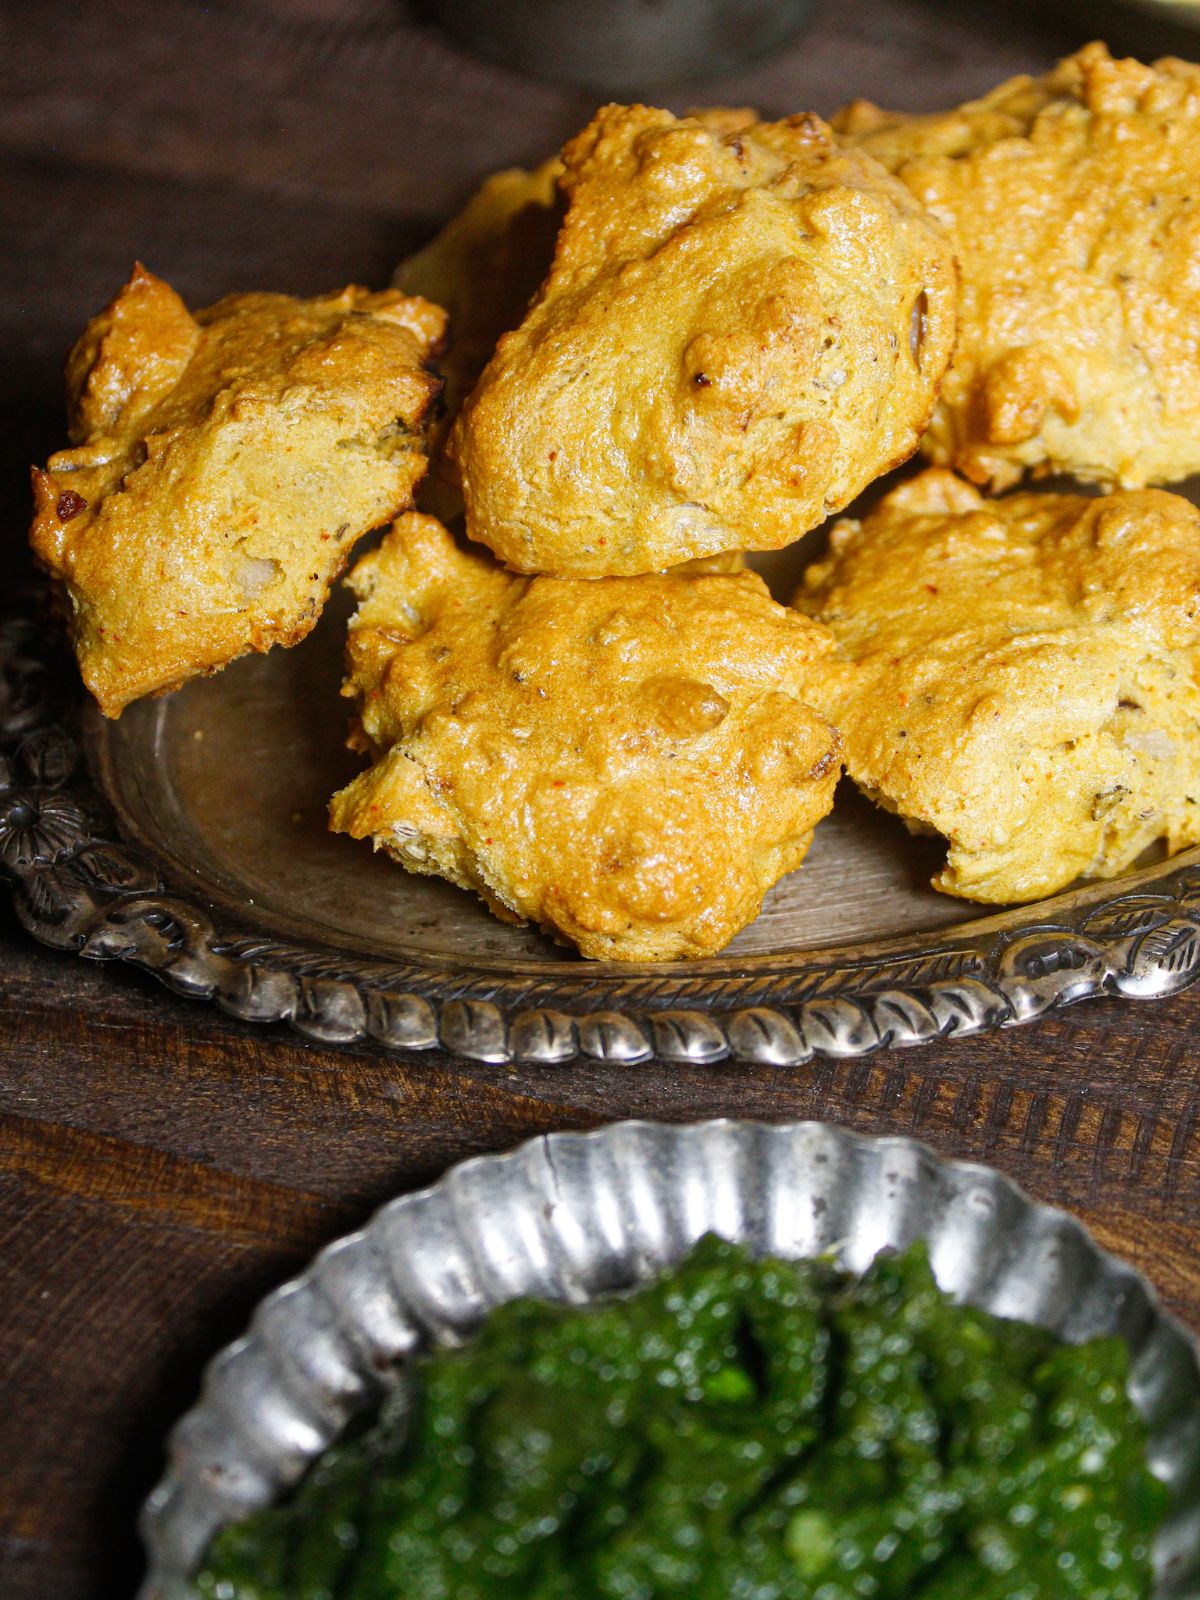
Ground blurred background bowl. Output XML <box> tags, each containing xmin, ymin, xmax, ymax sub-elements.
<box><xmin>422</xmin><ymin>0</ymin><xmax>816</xmax><ymax>92</ymax></box>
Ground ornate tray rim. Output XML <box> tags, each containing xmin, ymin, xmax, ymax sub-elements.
<box><xmin>4</xmin><ymin>594</ymin><xmax>1200</xmax><ymax>1067</ymax></box>
<box><xmin>137</xmin><ymin>1117</ymin><xmax>1200</xmax><ymax>1600</ymax></box>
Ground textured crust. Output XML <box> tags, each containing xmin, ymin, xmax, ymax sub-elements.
<box><xmin>395</xmin><ymin>159</ymin><xmax>564</xmax><ymax>521</ymax></box>
<box><xmin>834</xmin><ymin>42</ymin><xmax>1200</xmax><ymax>490</ymax></box>
<box><xmin>30</xmin><ymin>265</ymin><xmax>447</xmax><ymax>717</ymax></box>
<box><xmin>796</xmin><ymin>468</ymin><xmax>1200</xmax><ymax>904</ymax></box>
<box><xmin>393</xmin><ymin>109</ymin><xmax>763</xmax><ymax>499</ymax></box>
<box><xmin>451</xmin><ymin>104</ymin><xmax>956</xmax><ymax>576</ymax></box>
<box><xmin>329</xmin><ymin>515</ymin><xmax>841</xmax><ymax>961</ymax></box>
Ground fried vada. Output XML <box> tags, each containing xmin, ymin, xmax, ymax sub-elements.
<box><xmin>31</xmin><ymin>266</ymin><xmax>446</xmax><ymax>716</ymax></box>
<box><xmin>834</xmin><ymin>43</ymin><xmax>1200</xmax><ymax>490</ymax></box>
<box><xmin>331</xmin><ymin>513</ymin><xmax>842</xmax><ymax>960</ymax></box>
<box><xmin>452</xmin><ymin>103</ymin><xmax>956</xmax><ymax>576</ymax></box>
<box><xmin>797</xmin><ymin>468</ymin><xmax>1200</xmax><ymax>903</ymax></box>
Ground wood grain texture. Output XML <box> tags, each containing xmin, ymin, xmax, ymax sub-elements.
<box><xmin>4</xmin><ymin>1</ymin><xmax>1200</xmax><ymax>1595</ymax></box>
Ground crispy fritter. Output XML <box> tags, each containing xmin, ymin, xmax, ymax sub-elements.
<box><xmin>330</xmin><ymin>514</ymin><xmax>841</xmax><ymax>961</ymax></box>
<box><xmin>451</xmin><ymin>104</ymin><xmax>956</xmax><ymax>576</ymax></box>
<box><xmin>30</xmin><ymin>265</ymin><xmax>447</xmax><ymax>717</ymax></box>
<box><xmin>394</xmin><ymin>109</ymin><xmax>759</xmax><ymax>457</ymax></box>
<box><xmin>796</xmin><ymin>469</ymin><xmax>1200</xmax><ymax>904</ymax></box>
<box><xmin>395</xmin><ymin>159</ymin><xmax>563</xmax><ymax>519</ymax></box>
<box><xmin>834</xmin><ymin>43</ymin><xmax>1200</xmax><ymax>490</ymax></box>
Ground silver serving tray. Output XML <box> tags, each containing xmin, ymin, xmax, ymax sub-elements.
<box><xmin>5</xmin><ymin>530</ymin><xmax>1200</xmax><ymax>1066</ymax></box>
<box><xmin>139</xmin><ymin>1118</ymin><xmax>1200</xmax><ymax>1599</ymax></box>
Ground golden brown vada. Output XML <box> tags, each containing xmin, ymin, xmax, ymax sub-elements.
<box><xmin>452</xmin><ymin>103</ymin><xmax>956</xmax><ymax>576</ymax></box>
<box><xmin>797</xmin><ymin>468</ymin><xmax>1200</xmax><ymax>903</ymax></box>
<box><xmin>331</xmin><ymin>514</ymin><xmax>842</xmax><ymax>960</ymax></box>
<box><xmin>834</xmin><ymin>43</ymin><xmax>1200</xmax><ymax>489</ymax></box>
<box><xmin>31</xmin><ymin>266</ymin><xmax>446</xmax><ymax>716</ymax></box>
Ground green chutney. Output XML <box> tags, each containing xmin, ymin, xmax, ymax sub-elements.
<box><xmin>196</xmin><ymin>1238</ymin><xmax>1166</xmax><ymax>1600</ymax></box>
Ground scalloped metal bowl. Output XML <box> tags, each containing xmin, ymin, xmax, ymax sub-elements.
<box><xmin>140</xmin><ymin>1120</ymin><xmax>1200</xmax><ymax>1599</ymax></box>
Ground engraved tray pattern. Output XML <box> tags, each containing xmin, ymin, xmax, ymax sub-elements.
<box><xmin>5</xmin><ymin>589</ymin><xmax>1200</xmax><ymax>1067</ymax></box>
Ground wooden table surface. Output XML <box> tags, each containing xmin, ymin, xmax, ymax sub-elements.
<box><xmin>6</xmin><ymin>1</ymin><xmax>1200</xmax><ymax>1594</ymax></box>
